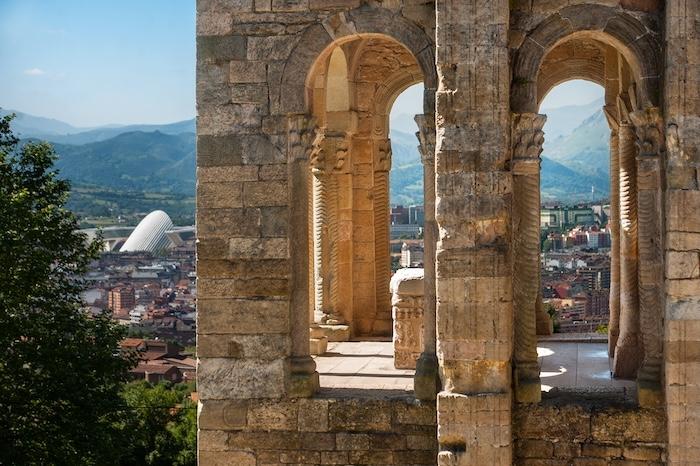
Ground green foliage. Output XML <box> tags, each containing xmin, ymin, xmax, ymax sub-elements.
<box><xmin>115</xmin><ymin>381</ymin><xmax>196</xmax><ymax>466</ymax></box>
<box><xmin>596</xmin><ymin>324</ymin><xmax>609</xmax><ymax>335</ymax></box>
<box><xmin>0</xmin><ymin>114</ymin><xmax>134</xmax><ymax>465</ymax></box>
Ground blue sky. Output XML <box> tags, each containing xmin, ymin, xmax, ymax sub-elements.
<box><xmin>0</xmin><ymin>0</ymin><xmax>195</xmax><ymax>127</ymax></box>
<box><xmin>0</xmin><ymin>1</ymin><xmax>600</xmax><ymax>128</ymax></box>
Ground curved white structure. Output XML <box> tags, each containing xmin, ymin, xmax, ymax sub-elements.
<box><xmin>120</xmin><ymin>210</ymin><xmax>174</xmax><ymax>253</ymax></box>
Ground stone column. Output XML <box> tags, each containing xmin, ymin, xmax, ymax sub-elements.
<box><xmin>435</xmin><ymin>1</ymin><xmax>513</xmax><ymax>464</ymax></box>
<box><xmin>612</xmin><ymin>99</ymin><xmax>643</xmax><ymax>378</ymax></box>
<box><xmin>371</xmin><ymin>138</ymin><xmax>392</xmax><ymax>336</ymax></box>
<box><xmin>414</xmin><ymin>113</ymin><xmax>440</xmax><ymax>400</ymax></box>
<box><xmin>512</xmin><ymin>112</ymin><xmax>546</xmax><ymax>403</ymax></box>
<box><xmin>630</xmin><ymin>107</ymin><xmax>664</xmax><ymax>406</ymax></box>
<box><xmin>604</xmin><ymin>108</ymin><xmax>622</xmax><ymax>357</ymax></box>
<box><xmin>312</xmin><ymin>133</ymin><xmax>350</xmax><ymax>326</ymax></box>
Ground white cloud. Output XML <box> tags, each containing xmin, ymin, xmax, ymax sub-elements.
<box><xmin>24</xmin><ymin>68</ymin><xmax>46</xmax><ymax>76</ymax></box>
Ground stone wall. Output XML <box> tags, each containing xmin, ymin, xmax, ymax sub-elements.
<box><xmin>198</xmin><ymin>396</ymin><xmax>437</xmax><ymax>465</ymax></box>
<box><xmin>514</xmin><ymin>398</ymin><xmax>666</xmax><ymax>465</ymax></box>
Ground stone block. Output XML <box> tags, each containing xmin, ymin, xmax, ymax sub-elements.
<box><xmin>198</xmin><ymin>35</ymin><xmax>247</xmax><ymax>62</ymax></box>
<box><xmin>590</xmin><ymin>409</ymin><xmax>665</xmax><ymax>443</ymax></box>
<box><xmin>197</xmin><ymin>182</ymin><xmax>243</xmax><ymax>209</ymax></box>
<box><xmin>199</xmin><ymin>399</ymin><xmax>248</xmax><ymax>430</ymax></box>
<box><xmin>517</xmin><ymin>439</ymin><xmax>555</xmax><ymax>458</ymax></box>
<box><xmin>197</xmin><ymin>298</ymin><xmax>289</xmax><ymax>334</ymax></box>
<box><xmin>198</xmin><ymin>358</ymin><xmax>285</xmax><ymax>399</ymax></box>
<box><xmin>667</xmin><ymin>251</ymin><xmax>700</xmax><ymax>279</ymax></box>
<box><xmin>229</xmin><ymin>237</ymin><xmax>288</xmax><ymax>259</ymax></box>
<box><xmin>581</xmin><ymin>443</ymin><xmax>622</xmax><ymax>458</ymax></box>
<box><xmin>247</xmin><ymin>400</ymin><xmax>298</xmax><ymax>431</ymax></box>
<box><xmin>298</xmin><ymin>398</ymin><xmax>329</xmax><ymax>432</ymax></box>
<box><xmin>309</xmin><ymin>336</ymin><xmax>328</xmax><ymax>355</ymax></box>
<box><xmin>198</xmin><ymin>333</ymin><xmax>289</xmax><ymax>359</ymax></box>
<box><xmin>198</xmin><ymin>451</ymin><xmax>256</xmax><ymax>466</ymax></box>
<box><xmin>243</xmin><ymin>180</ymin><xmax>288</xmax><ymax>206</ymax></box>
<box><xmin>336</xmin><ymin>432</ymin><xmax>371</xmax><ymax>450</ymax></box>
<box><xmin>622</xmin><ymin>445</ymin><xmax>662</xmax><ymax>461</ymax></box>
<box><xmin>329</xmin><ymin>400</ymin><xmax>393</xmax><ymax>432</ymax></box>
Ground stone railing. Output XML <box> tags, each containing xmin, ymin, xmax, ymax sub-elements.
<box><xmin>390</xmin><ymin>268</ymin><xmax>424</xmax><ymax>369</ymax></box>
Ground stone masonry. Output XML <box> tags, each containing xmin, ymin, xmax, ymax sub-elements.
<box><xmin>196</xmin><ymin>1</ymin><xmax>700</xmax><ymax>464</ymax></box>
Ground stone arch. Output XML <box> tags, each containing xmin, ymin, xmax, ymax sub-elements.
<box><xmin>279</xmin><ymin>5</ymin><xmax>436</xmax><ymax>115</ymax></box>
<box><xmin>512</xmin><ymin>4</ymin><xmax>662</xmax><ymax>113</ymax></box>
<box><xmin>326</xmin><ymin>47</ymin><xmax>351</xmax><ymax>112</ymax></box>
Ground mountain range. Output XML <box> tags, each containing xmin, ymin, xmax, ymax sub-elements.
<box><xmin>3</xmin><ymin>101</ymin><xmax>610</xmax><ymax>219</ymax></box>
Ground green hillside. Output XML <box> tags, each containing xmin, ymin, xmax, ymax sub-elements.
<box><xmin>51</xmin><ymin>130</ymin><xmax>195</xmax><ymax>194</ymax></box>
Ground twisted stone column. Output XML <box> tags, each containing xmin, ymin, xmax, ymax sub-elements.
<box><xmin>311</xmin><ymin>137</ymin><xmax>329</xmax><ymax>325</ymax></box>
<box><xmin>612</xmin><ymin>100</ymin><xmax>642</xmax><ymax>378</ymax></box>
<box><xmin>414</xmin><ymin>113</ymin><xmax>439</xmax><ymax>400</ymax></box>
<box><xmin>287</xmin><ymin>115</ymin><xmax>319</xmax><ymax>396</ymax></box>
<box><xmin>512</xmin><ymin>113</ymin><xmax>546</xmax><ymax>403</ymax></box>
<box><xmin>372</xmin><ymin>139</ymin><xmax>392</xmax><ymax>336</ymax></box>
<box><xmin>604</xmin><ymin>108</ymin><xmax>621</xmax><ymax>357</ymax></box>
<box><xmin>630</xmin><ymin>107</ymin><xmax>664</xmax><ymax>406</ymax></box>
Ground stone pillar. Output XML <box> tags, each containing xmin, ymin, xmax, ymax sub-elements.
<box><xmin>604</xmin><ymin>108</ymin><xmax>622</xmax><ymax>357</ymax></box>
<box><xmin>287</xmin><ymin>115</ymin><xmax>321</xmax><ymax>396</ymax></box>
<box><xmin>435</xmin><ymin>1</ymin><xmax>513</xmax><ymax>464</ymax></box>
<box><xmin>391</xmin><ymin>268</ymin><xmax>425</xmax><ymax>369</ymax></box>
<box><xmin>630</xmin><ymin>107</ymin><xmax>665</xmax><ymax>406</ymax></box>
<box><xmin>372</xmin><ymin>138</ymin><xmax>393</xmax><ymax>336</ymax></box>
<box><xmin>664</xmin><ymin>4</ymin><xmax>700</xmax><ymax>462</ymax></box>
<box><xmin>512</xmin><ymin>112</ymin><xmax>546</xmax><ymax>403</ymax></box>
<box><xmin>415</xmin><ymin>113</ymin><xmax>440</xmax><ymax>400</ymax></box>
<box><xmin>612</xmin><ymin>100</ymin><xmax>643</xmax><ymax>378</ymax></box>
<box><xmin>312</xmin><ymin>133</ymin><xmax>351</xmax><ymax>341</ymax></box>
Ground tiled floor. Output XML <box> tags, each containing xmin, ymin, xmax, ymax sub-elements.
<box><xmin>314</xmin><ymin>338</ymin><xmax>636</xmax><ymax>393</ymax></box>
<box><xmin>314</xmin><ymin>341</ymin><xmax>414</xmax><ymax>391</ymax></box>
<box><xmin>538</xmin><ymin>341</ymin><xmax>636</xmax><ymax>392</ymax></box>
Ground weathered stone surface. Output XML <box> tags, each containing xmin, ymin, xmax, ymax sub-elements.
<box><xmin>194</xmin><ymin>1</ymin><xmax>685</xmax><ymax>464</ymax></box>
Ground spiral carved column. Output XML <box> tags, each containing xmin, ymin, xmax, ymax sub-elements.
<box><xmin>604</xmin><ymin>107</ymin><xmax>621</xmax><ymax>357</ymax></box>
<box><xmin>372</xmin><ymin>139</ymin><xmax>392</xmax><ymax>336</ymax></box>
<box><xmin>630</xmin><ymin>107</ymin><xmax>664</xmax><ymax>406</ymax></box>
<box><xmin>512</xmin><ymin>113</ymin><xmax>546</xmax><ymax>403</ymax></box>
<box><xmin>612</xmin><ymin>100</ymin><xmax>642</xmax><ymax>378</ymax></box>
<box><xmin>311</xmin><ymin>132</ymin><xmax>329</xmax><ymax>325</ymax></box>
<box><xmin>414</xmin><ymin>113</ymin><xmax>440</xmax><ymax>400</ymax></box>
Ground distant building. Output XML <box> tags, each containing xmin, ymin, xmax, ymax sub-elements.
<box><xmin>541</xmin><ymin>206</ymin><xmax>596</xmax><ymax>229</ymax></box>
<box><xmin>400</xmin><ymin>242</ymin><xmax>424</xmax><ymax>268</ymax></box>
<box><xmin>585</xmin><ymin>289</ymin><xmax>610</xmax><ymax>317</ymax></box>
<box><xmin>120</xmin><ymin>210</ymin><xmax>174</xmax><ymax>254</ymax></box>
<box><xmin>109</xmin><ymin>286</ymin><xmax>135</xmax><ymax>313</ymax></box>
<box><xmin>407</xmin><ymin>205</ymin><xmax>424</xmax><ymax>226</ymax></box>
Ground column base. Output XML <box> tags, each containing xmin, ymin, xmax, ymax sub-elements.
<box><xmin>309</xmin><ymin>336</ymin><xmax>328</xmax><ymax>356</ymax></box>
<box><xmin>514</xmin><ymin>362</ymin><xmax>541</xmax><ymax>403</ymax></box>
<box><xmin>414</xmin><ymin>352</ymin><xmax>440</xmax><ymax>401</ymax></box>
<box><xmin>287</xmin><ymin>356</ymin><xmax>319</xmax><ymax>398</ymax></box>
<box><xmin>612</xmin><ymin>338</ymin><xmax>642</xmax><ymax>378</ymax></box>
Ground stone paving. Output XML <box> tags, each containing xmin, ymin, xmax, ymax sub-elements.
<box><xmin>315</xmin><ymin>340</ymin><xmax>636</xmax><ymax>393</ymax></box>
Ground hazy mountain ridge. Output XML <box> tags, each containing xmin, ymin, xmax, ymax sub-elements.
<box><xmin>5</xmin><ymin>102</ymin><xmax>610</xmax><ymax>217</ymax></box>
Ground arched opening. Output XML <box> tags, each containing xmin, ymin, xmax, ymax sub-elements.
<box><xmin>302</xmin><ymin>36</ymin><xmax>435</xmax><ymax>393</ymax></box>
<box><xmin>511</xmin><ymin>13</ymin><xmax>664</xmax><ymax>405</ymax></box>
<box><xmin>537</xmin><ymin>79</ymin><xmax>636</xmax><ymax>393</ymax></box>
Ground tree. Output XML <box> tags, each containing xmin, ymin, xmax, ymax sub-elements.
<box><xmin>115</xmin><ymin>381</ymin><xmax>196</xmax><ymax>466</ymax></box>
<box><xmin>0</xmin><ymin>114</ymin><xmax>134</xmax><ymax>465</ymax></box>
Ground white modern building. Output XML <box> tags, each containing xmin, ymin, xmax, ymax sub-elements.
<box><xmin>120</xmin><ymin>210</ymin><xmax>174</xmax><ymax>254</ymax></box>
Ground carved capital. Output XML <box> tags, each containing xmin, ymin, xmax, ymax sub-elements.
<box><xmin>374</xmin><ymin>138</ymin><xmax>392</xmax><ymax>172</ymax></box>
<box><xmin>310</xmin><ymin>132</ymin><xmax>351</xmax><ymax>175</ymax></box>
<box><xmin>629</xmin><ymin>107</ymin><xmax>664</xmax><ymax>158</ymax></box>
<box><xmin>288</xmin><ymin>114</ymin><xmax>319</xmax><ymax>162</ymax></box>
<box><xmin>415</xmin><ymin>114</ymin><xmax>436</xmax><ymax>164</ymax></box>
<box><xmin>512</xmin><ymin>112</ymin><xmax>546</xmax><ymax>174</ymax></box>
